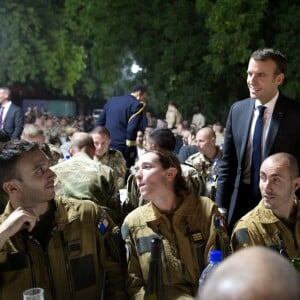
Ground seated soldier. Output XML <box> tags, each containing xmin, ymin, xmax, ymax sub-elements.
<box><xmin>21</xmin><ymin>123</ymin><xmax>63</xmax><ymax>166</ymax></box>
<box><xmin>0</xmin><ymin>140</ymin><xmax>126</xmax><ymax>299</ymax></box>
<box><xmin>90</xmin><ymin>126</ymin><xmax>127</xmax><ymax>189</ymax></box>
<box><xmin>122</xmin><ymin>150</ymin><xmax>229</xmax><ymax>299</ymax></box>
<box><xmin>185</xmin><ymin>127</ymin><xmax>222</xmax><ymax>200</ymax></box>
<box><xmin>51</xmin><ymin>132</ymin><xmax>122</xmax><ymax>225</ymax></box>
<box><xmin>231</xmin><ymin>152</ymin><xmax>300</xmax><ymax>261</ymax></box>
<box><xmin>124</xmin><ymin>128</ymin><xmax>206</xmax><ymax>216</ymax></box>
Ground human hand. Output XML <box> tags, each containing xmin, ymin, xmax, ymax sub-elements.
<box><xmin>0</xmin><ymin>207</ymin><xmax>39</xmax><ymax>249</ymax></box>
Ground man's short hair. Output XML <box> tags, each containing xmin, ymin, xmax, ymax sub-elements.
<box><xmin>251</xmin><ymin>48</ymin><xmax>287</xmax><ymax>75</ymax></box>
<box><xmin>90</xmin><ymin>126</ymin><xmax>111</xmax><ymax>138</ymax></box>
<box><xmin>149</xmin><ymin>128</ymin><xmax>176</xmax><ymax>151</ymax></box>
<box><xmin>0</xmin><ymin>140</ymin><xmax>40</xmax><ymax>191</ymax></box>
<box><xmin>0</xmin><ymin>87</ymin><xmax>11</xmax><ymax>98</ymax></box>
<box><xmin>132</xmin><ymin>85</ymin><xmax>147</xmax><ymax>94</ymax></box>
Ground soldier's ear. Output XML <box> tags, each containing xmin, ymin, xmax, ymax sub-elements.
<box><xmin>3</xmin><ymin>180</ymin><xmax>19</xmax><ymax>194</ymax></box>
<box><xmin>166</xmin><ymin>167</ymin><xmax>177</xmax><ymax>181</ymax></box>
<box><xmin>294</xmin><ymin>177</ymin><xmax>300</xmax><ymax>191</ymax></box>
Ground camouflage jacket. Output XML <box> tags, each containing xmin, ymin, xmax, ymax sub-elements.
<box><xmin>51</xmin><ymin>152</ymin><xmax>121</xmax><ymax>224</ymax></box>
<box><xmin>95</xmin><ymin>149</ymin><xmax>127</xmax><ymax>189</ymax></box>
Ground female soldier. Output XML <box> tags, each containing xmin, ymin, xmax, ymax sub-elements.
<box><xmin>122</xmin><ymin>150</ymin><xmax>229</xmax><ymax>299</ymax></box>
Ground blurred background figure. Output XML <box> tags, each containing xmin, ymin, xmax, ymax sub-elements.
<box><xmin>212</xmin><ymin>121</ymin><xmax>225</xmax><ymax>147</ymax></box>
<box><xmin>191</xmin><ymin>105</ymin><xmax>205</xmax><ymax>131</ymax></box>
<box><xmin>90</xmin><ymin>126</ymin><xmax>127</xmax><ymax>189</ymax></box>
<box><xmin>165</xmin><ymin>101</ymin><xmax>182</xmax><ymax>129</ymax></box>
<box><xmin>135</xmin><ymin>130</ymin><xmax>147</xmax><ymax>161</ymax></box>
<box><xmin>0</xmin><ymin>87</ymin><xmax>24</xmax><ymax>140</ymax></box>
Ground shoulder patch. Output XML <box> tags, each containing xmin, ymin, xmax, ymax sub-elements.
<box><xmin>214</xmin><ymin>214</ymin><xmax>227</xmax><ymax>231</ymax></box>
<box><xmin>232</xmin><ymin>228</ymin><xmax>251</xmax><ymax>249</ymax></box>
<box><xmin>97</xmin><ymin>212</ymin><xmax>110</xmax><ymax>235</ymax></box>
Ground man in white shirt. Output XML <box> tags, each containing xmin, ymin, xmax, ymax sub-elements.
<box><xmin>215</xmin><ymin>48</ymin><xmax>300</xmax><ymax>233</ymax></box>
<box><xmin>0</xmin><ymin>87</ymin><xmax>24</xmax><ymax>139</ymax></box>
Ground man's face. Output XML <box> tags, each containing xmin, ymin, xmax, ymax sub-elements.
<box><xmin>13</xmin><ymin>150</ymin><xmax>55</xmax><ymax>208</ymax></box>
<box><xmin>195</xmin><ymin>130</ymin><xmax>214</xmax><ymax>156</ymax></box>
<box><xmin>91</xmin><ymin>133</ymin><xmax>110</xmax><ymax>158</ymax></box>
<box><xmin>247</xmin><ymin>58</ymin><xmax>284</xmax><ymax>104</ymax></box>
<box><xmin>259</xmin><ymin>158</ymin><xmax>298</xmax><ymax>214</ymax></box>
<box><xmin>0</xmin><ymin>89</ymin><xmax>9</xmax><ymax>104</ymax></box>
<box><xmin>136</xmin><ymin>131</ymin><xmax>144</xmax><ymax>145</ymax></box>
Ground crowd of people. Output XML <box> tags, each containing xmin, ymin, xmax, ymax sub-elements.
<box><xmin>0</xmin><ymin>47</ymin><xmax>299</xmax><ymax>299</ymax></box>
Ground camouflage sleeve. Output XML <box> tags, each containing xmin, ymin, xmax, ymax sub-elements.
<box><xmin>181</xmin><ymin>164</ymin><xmax>206</xmax><ymax>197</ymax></box>
<box><xmin>102</xmin><ymin>169</ymin><xmax>122</xmax><ymax>226</ymax></box>
<box><xmin>121</xmin><ymin>174</ymin><xmax>141</xmax><ymax>218</ymax></box>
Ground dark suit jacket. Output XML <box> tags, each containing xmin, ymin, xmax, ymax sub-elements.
<box><xmin>216</xmin><ymin>93</ymin><xmax>300</xmax><ymax>226</ymax></box>
<box><xmin>2</xmin><ymin>103</ymin><xmax>24</xmax><ymax>139</ymax></box>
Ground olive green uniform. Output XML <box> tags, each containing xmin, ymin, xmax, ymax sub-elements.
<box><xmin>95</xmin><ymin>149</ymin><xmax>127</xmax><ymax>189</ymax></box>
<box><xmin>231</xmin><ymin>200</ymin><xmax>300</xmax><ymax>259</ymax></box>
<box><xmin>122</xmin><ymin>193</ymin><xmax>229</xmax><ymax>300</ymax></box>
<box><xmin>0</xmin><ymin>197</ymin><xmax>126</xmax><ymax>299</ymax></box>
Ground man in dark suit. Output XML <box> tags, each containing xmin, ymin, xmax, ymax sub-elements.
<box><xmin>96</xmin><ymin>85</ymin><xmax>148</xmax><ymax>168</ymax></box>
<box><xmin>0</xmin><ymin>87</ymin><xmax>24</xmax><ymax>139</ymax></box>
<box><xmin>216</xmin><ymin>48</ymin><xmax>300</xmax><ymax>233</ymax></box>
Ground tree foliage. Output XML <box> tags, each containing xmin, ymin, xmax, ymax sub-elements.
<box><xmin>0</xmin><ymin>0</ymin><xmax>299</xmax><ymax>121</ymax></box>
<box><xmin>0</xmin><ymin>1</ymin><xmax>86</xmax><ymax>96</ymax></box>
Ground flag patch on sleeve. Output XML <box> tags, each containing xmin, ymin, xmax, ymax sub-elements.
<box><xmin>97</xmin><ymin>213</ymin><xmax>110</xmax><ymax>235</ymax></box>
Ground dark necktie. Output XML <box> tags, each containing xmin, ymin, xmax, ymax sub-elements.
<box><xmin>0</xmin><ymin>106</ymin><xmax>4</xmax><ymax>128</ymax></box>
<box><xmin>250</xmin><ymin>105</ymin><xmax>266</xmax><ymax>201</ymax></box>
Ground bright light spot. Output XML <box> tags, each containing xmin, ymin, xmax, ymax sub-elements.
<box><xmin>131</xmin><ymin>63</ymin><xmax>142</xmax><ymax>74</ymax></box>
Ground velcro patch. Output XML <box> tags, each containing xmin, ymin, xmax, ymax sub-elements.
<box><xmin>136</xmin><ymin>234</ymin><xmax>159</xmax><ymax>254</ymax></box>
<box><xmin>68</xmin><ymin>240</ymin><xmax>81</xmax><ymax>253</ymax></box>
<box><xmin>233</xmin><ymin>228</ymin><xmax>251</xmax><ymax>249</ymax></box>
<box><xmin>191</xmin><ymin>231</ymin><xmax>203</xmax><ymax>242</ymax></box>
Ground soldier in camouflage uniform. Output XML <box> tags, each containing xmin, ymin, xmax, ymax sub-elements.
<box><xmin>231</xmin><ymin>153</ymin><xmax>300</xmax><ymax>260</ymax></box>
<box><xmin>122</xmin><ymin>150</ymin><xmax>229</xmax><ymax>299</ymax></box>
<box><xmin>90</xmin><ymin>126</ymin><xmax>127</xmax><ymax>189</ymax></box>
<box><xmin>51</xmin><ymin>132</ymin><xmax>122</xmax><ymax>224</ymax></box>
<box><xmin>185</xmin><ymin>127</ymin><xmax>222</xmax><ymax>200</ymax></box>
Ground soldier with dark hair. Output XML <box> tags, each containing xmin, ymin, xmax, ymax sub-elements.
<box><xmin>0</xmin><ymin>140</ymin><xmax>126</xmax><ymax>299</ymax></box>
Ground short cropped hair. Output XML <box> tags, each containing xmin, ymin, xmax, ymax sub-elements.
<box><xmin>0</xmin><ymin>140</ymin><xmax>40</xmax><ymax>190</ymax></box>
<box><xmin>132</xmin><ymin>85</ymin><xmax>147</xmax><ymax>94</ymax></box>
<box><xmin>251</xmin><ymin>48</ymin><xmax>287</xmax><ymax>75</ymax></box>
<box><xmin>90</xmin><ymin>126</ymin><xmax>111</xmax><ymax>138</ymax></box>
<box><xmin>148</xmin><ymin>128</ymin><xmax>176</xmax><ymax>151</ymax></box>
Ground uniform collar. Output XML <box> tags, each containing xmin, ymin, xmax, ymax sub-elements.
<box><xmin>142</xmin><ymin>192</ymin><xmax>197</xmax><ymax>222</ymax></box>
<box><xmin>256</xmin><ymin>199</ymin><xmax>300</xmax><ymax>224</ymax></box>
